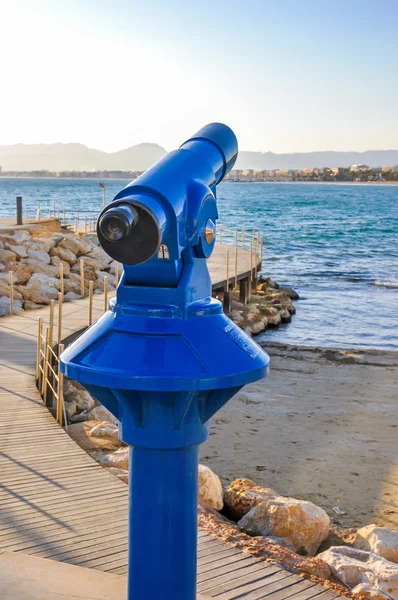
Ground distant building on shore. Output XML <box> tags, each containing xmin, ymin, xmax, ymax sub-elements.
<box><xmin>349</xmin><ymin>164</ymin><xmax>370</xmax><ymax>171</ymax></box>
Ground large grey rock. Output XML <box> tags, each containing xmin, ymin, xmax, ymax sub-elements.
<box><xmin>81</xmin><ymin>233</ymin><xmax>99</xmax><ymax>247</ymax></box>
<box><xmin>0</xmin><ymin>274</ymin><xmax>22</xmax><ymax>299</ymax></box>
<box><xmin>352</xmin><ymin>583</ymin><xmax>391</xmax><ymax>599</ymax></box>
<box><xmin>109</xmin><ymin>261</ymin><xmax>122</xmax><ymax>276</ymax></box>
<box><xmin>63</xmin><ymin>378</ymin><xmax>84</xmax><ymax>395</ymax></box>
<box><xmin>70</xmin><ymin>262</ymin><xmax>97</xmax><ymax>283</ymax></box>
<box><xmin>0</xmin><ymin>249</ymin><xmax>17</xmax><ymax>263</ymax></box>
<box><xmin>258</xmin><ymin>305</ymin><xmax>282</xmax><ymax>326</ymax></box>
<box><xmin>59</xmin><ymin>235</ymin><xmax>92</xmax><ymax>256</ymax></box>
<box><xmin>6</xmin><ymin>263</ymin><xmax>36</xmax><ymax>284</ymax></box>
<box><xmin>198</xmin><ymin>464</ymin><xmax>223</xmax><ymax>510</ymax></box>
<box><xmin>23</xmin><ymin>300</ymin><xmax>44</xmax><ymax>310</ymax></box>
<box><xmin>64</xmin><ymin>387</ymin><xmax>95</xmax><ymax>412</ymax></box>
<box><xmin>258</xmin><ymin>277</ymin><xmax>279</xmax><ymax>290</ymax></box>
<box><xmin>22</xmin><ymin>283</ymin><xmax>58</xmax><ymax>304</ymax></box>
<box><xmin>238</xmin><ymin>496</ymin><xmax>330</xmax><ymax>556</ymax></box>
<box><xmin>63</xmin><ymin>274</ymin><xmax>84</xmax><ymax>296</ymax></box>
<box><xmin>95</xmin><ymin>271</ymin><xmax>116</xmax><ymax>291</ymax></box>
<box><xmin>0</xmin><ymin>296</ymin><xmax>23</xmax><ymax>317</ymax></box>
<box><xmin>86</xmin><ymin>405</ymin><xmax>118</xmax><ymax>425</ymax></box>
<box><xmin>0</xmin><ymin>231</ymin><xmax>30</xmax><ymax>244</ymax></box>
<box><xmin>90</xmin><ymin>447</ymin><xmax>129</xmax><ymax>470</ymax></box>
<box><xmin>50</xmin><ymin>255</ymin><xmax>71</xmax><ymax>276</ymax></box>
<box><xmin>68</xmin><ymin>421</ymin><xmax>121</xmax><ymax>451</ymax></box>
<box><xmin>278</xmin><ymin>286</ymin><xmax>300</xmax><ymax>300</ymax></box>
<box><xmin>355</xmin><ymin>525</ymin><xmax>398</xmax><ymax>564</ymax></box>
<box><xmin>50</xmin><ymin>232</ymin><xmax>65</xmax><ymax>246</ymax></box>
<box><xmin>26</xmin><ymin>249</ymin><xmax>50</xmax><ymax>264</ymax></box>
<box><xmin>224</xmin><ymin>478</ymin><xmax>278</xmax><ymax>521</ymax></box>
<box><xmin>20</xmin><ymin>262</ymin><xmax>59</xmax><ymax>278</ymax></box>
<box><xmin>4</xmin><ymin>243</ymin><xmax>27</xmax><ymax>258</ymax></box>
<box><xmin>51</xmin><ymin>246</ymin><xmax>77</xmax><ymax>265</ymax></box>
<box><xmin>64</xmin><ymin>400</ymin><xmax>77</xmax><ymax>419</ymax></box>
<box><xmin>85</xmin><ymin>246</ymin><xmax>112</xmax><ymax>269</ymax></box>
<box><xmin>318</xmin><ymin>546</ymin><xmax>398</xmax><ymax>599</ymax></box>
<box><xmin>63</xmin><ymin>291</ymin><xmax>81</xmax><ymax>302</ymax></box>
<box><xmin>24</xmin><ymin>238</ymin><xmax>55</xmax><ymax>253</ymax></box>
<box><xmin>29</xmin><ymin>273</ymin><xmax>61</xmax><ymax>291</ymax></box>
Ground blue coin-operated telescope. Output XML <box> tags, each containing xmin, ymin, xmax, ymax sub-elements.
<box><xmin>61</xmin><ymin>123</ymin><xmax>270</xmax><ymax>600</ymax></box>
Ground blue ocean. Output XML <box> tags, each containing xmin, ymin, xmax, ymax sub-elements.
<box><xmin>1</xmin><ymin>178</ymin><xmax>397</xmax><ymax>350</ymax></box>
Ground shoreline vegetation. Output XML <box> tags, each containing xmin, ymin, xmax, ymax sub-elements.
<box><xmin>1</xmin><ymin>164</ymin><xmax>398</xmax><ymax>184</ymax></box>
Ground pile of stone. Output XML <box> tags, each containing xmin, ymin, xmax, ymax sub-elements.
<box><xmin>222</xmin><ymin>479</ymin><xmax>398</xmax><ymax>599</ymax></box>
<box><xmin>229</xmin><ymin>277</ymin><xmax>299</xmax><ymax>336</ymax></box>
<box><xmin>0</xmin><ymin>228</ymin><xmax>117</xmax><ymax>317</ymax></box>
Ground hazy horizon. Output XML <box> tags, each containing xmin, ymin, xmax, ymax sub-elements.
<box><xmin>1</xmin><ymin>141</ymin><xmax>398</xmax><ymax>172</ymax></box>
<box><xmin>1</xmin><ymin>141</ymin><xmax>398</xmax><ymax>154</ymax></box>
<box><xmin>1</xmin><ymin>0</ymin><xmax>397</xmax><ymax>155</ymax></box>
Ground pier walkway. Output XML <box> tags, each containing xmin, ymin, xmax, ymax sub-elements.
<box><xmin>0</xmin><ymin>246</ymin><xmax>342</xmax><ymax>599</ymax></box>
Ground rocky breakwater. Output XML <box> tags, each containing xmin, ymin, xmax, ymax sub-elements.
<box><xmin>229</xmin><ymin>277</ymin><xmax>299</xmax><ymax>336</ymax></box>
<box><xmin>0</xmin><ymin>227</ymin><xmax>117</xmax><ymax>317</ymax></box>
<box><xmin>219</xmin><ymin>478</ymin><xmax>398</xmax><ymax>600</ymax></box>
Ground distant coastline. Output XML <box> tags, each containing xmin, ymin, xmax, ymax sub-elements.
<box><xmin>1</xmin><ymin>174</ymin><xmax>398</xmax><ymax>185</ymax></box>
<box><xmin>1</xmin><ymin>164</ymin><xmax>397</xmax><ymax>184</ymax></box>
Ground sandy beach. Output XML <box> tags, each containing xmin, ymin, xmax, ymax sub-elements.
<box><xmin>200</xmin><ymin>342</ymin><xmax>398</xmax><ymax>530</ymax></box>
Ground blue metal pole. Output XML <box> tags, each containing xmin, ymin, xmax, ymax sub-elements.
<box><xmin>60</xmin><ymin>123</ymin><xmax>270</xmax><ymax>600</ymax></box>
<box><xmin>128</xmin><ymin>444</ymin><xmax>199</xmax><ymax>600</ymax></box>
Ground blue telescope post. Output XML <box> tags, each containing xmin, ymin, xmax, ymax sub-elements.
<box><xmin>60</xmin><ymin>123</ymin><xmax>269</xmax><ymax>600</ymax></box>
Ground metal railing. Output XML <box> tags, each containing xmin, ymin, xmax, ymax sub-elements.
<box><xmin>36</xmin><ymin>309</ymin><xmax>65</xmax><ymax>428</ymax></box>
<box><xmin>34</xmin><ymin>270</ymin><xmax>118</xmax><ymax>427</ymax></box>
<box><xmin>215</xmin><ymin>225</ymin><xmax>263</xmax><ymax>290</ymax></box>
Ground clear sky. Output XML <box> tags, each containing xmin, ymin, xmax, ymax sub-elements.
<box><xmin>1</xmin><ymin>0</ymin><xmax>397</xmax><ymax>153</ymax></box>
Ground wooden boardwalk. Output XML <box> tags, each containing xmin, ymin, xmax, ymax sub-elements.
<box><xmin>0</xmin><ymin>247</ymin><xmax>342</xmax><ymax>599</ymax></box>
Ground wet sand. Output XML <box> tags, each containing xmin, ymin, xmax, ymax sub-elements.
<box><xmin>200</xmin><ymin>343</ymin><xmax>398</xmax><ymax>530</ymax></box>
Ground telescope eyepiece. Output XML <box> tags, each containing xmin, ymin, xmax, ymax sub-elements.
<box><xmin>97</xmin><ymin>200</ymin><xmax>163</xmax><ymax>265</ymax></box>
<box><xmin>99</xmin><ymin>205</ymin><xmax>138</xmax><ymax>242</ymax></box>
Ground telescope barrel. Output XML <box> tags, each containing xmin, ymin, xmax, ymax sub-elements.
<box><xmin>96</xmin><ymin>122</ymin><xmax>238</xmax><ymax>266</ymax></box>
<box><xmin>180</xmin><ymin>122</ymin><xmax>238</xmax><ymax>184</ymax></box>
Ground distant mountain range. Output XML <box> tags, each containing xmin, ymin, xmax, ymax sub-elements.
<box><xmin>0</xmin><ymin>143</ymin><xmax>166</xmax><ymax>172</ymax></box>
<box><xmin>0</xmin><ymin>143</ymin><xmax>397</xmax><ymax>172</ymax></box>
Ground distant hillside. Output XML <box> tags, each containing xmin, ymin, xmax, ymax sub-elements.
<box><xmin>235</xmin><ymin>150</ymin><xmax>398</xmax><ymax>170</ymax></box>
<box><xmin>0</xmin><ymin>143</ymin><xmax>397</xmax><ymax>172</ymax></box>
<box><xmin>0</xmin><ymin>143</ymin><xmax>167</xmax><ymax>172</ymax></box>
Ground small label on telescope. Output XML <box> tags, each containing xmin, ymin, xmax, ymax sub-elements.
<box><xmin>158</xmin><ymin>244</ymin><xmax>170</xmax><ymax>259</ymax></box>
<box><xmin>223</xmin><ymin>323</ymin><xmax>261</xmax><ymax>359</ymax></box>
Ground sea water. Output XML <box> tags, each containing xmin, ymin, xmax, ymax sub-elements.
<box><xmin>1</xmin><ymin>178</ymin><xmax>397</xmax><ymax>350</ymax></box>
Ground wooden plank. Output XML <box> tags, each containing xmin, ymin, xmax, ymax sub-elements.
<box><xmin>268</xmin><ymin>582</ymin><xmax>323</xmax><ymax>600</ymax></box>
<box><xmin>4</xmin><ymin>523</ymin><xmax>129</xmax><ymax>553</ymax></box>
<box><xmin>198</xmin><ymin>547</ymin><xmax>242</xmax><ymax>567</ymax></box>
<box><xmin>213</xmin><ymin>572</ymin><xmax>298</xmax><ymax>599</ymax></box>
<box><xmin>197</xmin><ymin>556</ymin><xmax>259</xmax><ymax>583</ymax></box>
<box><xmin>0</xmin><ymin>514</ymin><xmax>128</xmax><ymax>546</ymax></box>
<box><xmin>198</xmin><ymin>562</ymin><xmax>271</xmax><ymax>592</ymax></box>
<box><xmin>198</xmin><ymin>552</ymin><xmax>251</xmax><ymax>574</ymax></box>
<box><xmin>203</xmin><ymin>567</ymin><xmax>286</xmax><ymax>597</ymax></box>
<box><xmin>0</xmin><ymin>503</ymin><xmax>128</xmax><ymax>536</ymax></box>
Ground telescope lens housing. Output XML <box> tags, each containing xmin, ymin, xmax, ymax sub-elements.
<box><xmin>99</xmin><ymin>205</ymin><xmax>138</xmax><ymax>242</ymax></box>
<box><xmin>97</xmin><ymin>201</ymin><xmax>162</xmax><ymax>265</ymax></box>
